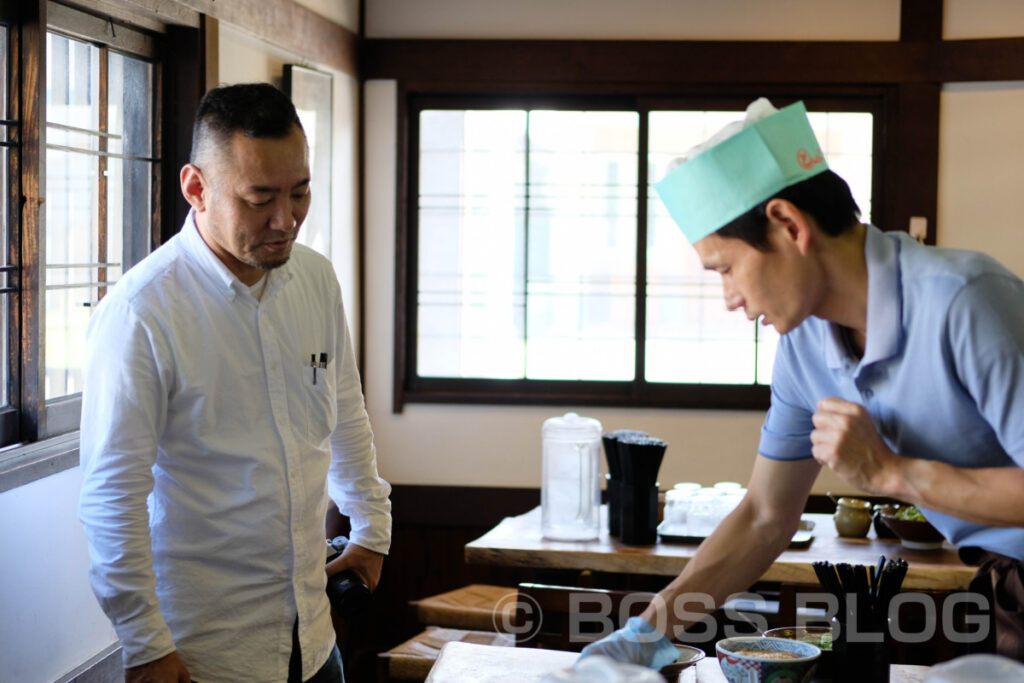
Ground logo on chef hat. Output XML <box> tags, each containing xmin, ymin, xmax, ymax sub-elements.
<box><xmin>492</xmin><ymin>591</ymin><xmax>543</xmax><ymax>640</ymax></box>
<box><xmin>796</xmin><ymin>148</ymin><xmax>824</xmax><ymax>170</ymax></box>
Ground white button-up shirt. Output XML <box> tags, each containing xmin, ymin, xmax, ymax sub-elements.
<box><xmin>79</xmin><ymin>214</ymin><xmax>392</xmax><ymax>682</ymax></box>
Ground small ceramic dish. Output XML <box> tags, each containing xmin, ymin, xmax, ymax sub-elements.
<box><xmin>878</xmin><ymin>504</ymin><xmax>945</xmax><ymax>550</ymax></box>
<box><xmin>659</xmin><ymin>644</ymin><xmax>705</xmax><ymax>680</ymax></box>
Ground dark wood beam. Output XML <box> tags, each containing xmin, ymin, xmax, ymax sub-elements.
<box><xmin>880</xmin><ymin>84</ymin><xmax>941</xmax><ymax>244</ymax></box>
<box><xmin>161</xmin><ymin>23</ymin><xmax>204</xmax><ymax>240</ymax></box>
<box><xmin>937</xmin><ymin>38</ymin><xmax>1024</xmax><ymax>82</ymax></box>
<box><xmin>175</xmin><ymin>0</ymin><xmax>358</xmax><ymax>76</ymax></box>
<box><xmin>901</xmin><ymin>0</ymin><xmax>943</xmax><ymax>42</ymax></box>
<box><xmin>362</xmin><ymin>39</ymin><xmax>930</xmax><ymax>87</ymax></box>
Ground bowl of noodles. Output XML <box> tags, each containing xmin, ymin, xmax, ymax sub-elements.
<box><xmin>715</xmin><ymin>636</ymin><xmax>820</xmax><ymax>683</ymax></box>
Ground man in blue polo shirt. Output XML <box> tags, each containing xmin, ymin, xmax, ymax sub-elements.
<box><xmin>577</xmin><ymin>98</ymin><xmax>1024</xmax><ymax>668</ymax></box>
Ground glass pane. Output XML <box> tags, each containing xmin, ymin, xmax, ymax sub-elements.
<box><xmin>107</xmin><ymin>52</ymin><xmax>152</xmax><ymax>158</ymax></box>
<box><xmin>287</xmin><ymin>68</ymin><xmax>332</xmax><ymax>259</ymax></box>
<box><xmin>417</xmin><ymin>109</ymin><xmax>528</xmax><ymax>379</ymax></box>
<box><xmin>45</xmin><ymin>34</ymin><xmax>100</xmax><ymax>399</ymax></box>
<box><xmin>44</xmin><ymin>35</ymin><xmax>154</xmax><ymax>400</ymax></box>
<box><xmin>646</xmin><ymin>108</ymin><xmax>873</xmax><ymax>385</ymax></box>
<box><xmin>646</xmin><ymin>110</ymin><xmax>754</xmax><ymax>384</ymax></box>
<box><xmin>525</xmin><ymin>110</ymin><xmax>637</xmax><ymax>381</ymax></box>
<box><xmin>807</xmin><ymin>112</ymin><xmax>874</xmax><ymax>224</ymax></box>
<box><xmin>107</xmin><ymin>52</ymin><xmax>152</xmax><ymax>269</ymax></box>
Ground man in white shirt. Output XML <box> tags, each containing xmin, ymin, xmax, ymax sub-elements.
<box><xmin>79</xmin><ymin>82</ymin><xmax>391</xmax><ymax>683</ymax></box>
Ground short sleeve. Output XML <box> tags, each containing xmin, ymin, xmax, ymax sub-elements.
<box><xmin>947</xmin><ymin>272</ymin><xmax>1024</xmax><ymax>466</ymax></box>
<box><xmin>758</xmin><ymin>334</ymin><xmax>816</xmax><ymax>461</ymax></box>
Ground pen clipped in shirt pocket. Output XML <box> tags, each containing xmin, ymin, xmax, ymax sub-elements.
<box><xmin>303</xmin><ymin>354</ymin><xmax>336</xmax><ymax>442</ymax></box>
<box><xmin>305</xmin><ymin>353</ymin><xmax>331</xmax><ymax>388</ymax></box>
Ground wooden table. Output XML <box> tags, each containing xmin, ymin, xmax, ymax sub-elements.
<box><xmin>465</xmin><ymin>506</ymin><xmax>974</xmax><ymax>591</ymax></box>
<box><xmin>426</xmin><ymin>641</ymin><xmax>930</xmax><ymax>682</ymax></box>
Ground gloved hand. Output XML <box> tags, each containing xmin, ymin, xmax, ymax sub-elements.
<box><xmin>576</xmin><ymin>616</ymin><xmax>679</xmax><ymax>670</ymax></box>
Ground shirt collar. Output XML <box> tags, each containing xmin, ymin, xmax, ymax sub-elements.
<box><xmin>825</xmin><ymin>224</ymin><xmax>903</xmax><ymax>370</ymax></box>
<box><xmin>179</xmin><ymin>210</ymin><xmax>295</xmax><ymax>301</ymax></box>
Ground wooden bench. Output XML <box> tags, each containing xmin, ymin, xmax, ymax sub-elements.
<box><xmin>377</xmin><ymin>626</ymin><xmax>514</xmax><ymax>681</ymax></box>
<box><xmin>410</xmin><ymin>584</ymin><xmax>516</xmax><ymax>631</ymax></box>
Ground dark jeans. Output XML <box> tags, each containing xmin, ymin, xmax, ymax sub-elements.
<box><xmin>288</xmin><ymin>619</ymin><xmax>345</xmax><ymax>683</ymax></box>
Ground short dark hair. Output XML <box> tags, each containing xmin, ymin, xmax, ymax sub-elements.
<box><xmin>715</xmin><ymin>170</ymin><xmax>861</xmax><ymax>250</ymax></box>
<box><xmin>189</xmin><ymin>82</ymin><xmax>304</xmax><ymax>164</ymax></box>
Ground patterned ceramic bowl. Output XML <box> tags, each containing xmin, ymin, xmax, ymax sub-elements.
<box><xmin>762</xmin><ymin>626</ymin><xmax>834</xmax><ymax>678</ymax></box>
<box><xmin>715</xmin><ymin>636</ymin><xmax>820</xmax><ymax>683</ymax></box>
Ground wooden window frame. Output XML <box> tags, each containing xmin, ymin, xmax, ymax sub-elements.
<box><xmin>0</xmin><ymin>0</ymin><xmax>22</xmax><ymax>446</ymax></box>
<box><xmin>0</xmin><ymin>0</ymin><xmax>201</xmax><ymax>491</ymax></box>
<box><xmin>25</xmin><ymin>2</ymin><xmax>162</xmax><ymax>441</ymax></box>
<box><xmin>361</xmin><ymin>1</ymin><xmax>997</xmax><ymax>412</ymax></box>
<box><xmin>396</xmin><ymin>89</ymin><xmax>888</xmax><ymax>413</ymax></box>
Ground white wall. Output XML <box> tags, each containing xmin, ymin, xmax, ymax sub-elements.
<box><xmin>944</xmin><ymin>0</ymin><xmax>1024</xmax><ymax>39</ymax></box>
<box><xmin>294</xmin><ymin>0</ymin><xmax>359</xmax><ymax>30</ymax></box>
<box><xmin>365</xmin><ymin>0</ymin><xmax>901</xmax><ymax>40</ymax></box>
<box><xmin>363</xmin><ymin>1</ymin><xmax>1024</xmax><ymax>495</ymax></box>
<box><xmin>940</xmin><ymin>0</ymin><xmax>1024</xmax><ymax>266</ymax></box>
<box><xmin>0</xmin><ymin>468</ymin><xmax>118</xmax><ymax>682</ymax></box>
<box><xmin>938</xmin><ymin>82</ymin><xmax>1024</xmax><ymax>277</ymax></box>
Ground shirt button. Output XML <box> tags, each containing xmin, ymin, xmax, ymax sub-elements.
<box><xmin>863</xmin><ymin>389</ymin><xmax>874</xmax><ymax>399</ymax></box>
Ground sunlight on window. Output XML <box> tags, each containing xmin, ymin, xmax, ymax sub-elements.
<box><xmin>416</xmin><ymin>104</ymin><xmax>872</xmax><ymax>389</ymax></box>
<box><xmin>418</xmin><ymin>109</ymin><xmax>526</xmax><ymax>378</ymax></box>
<box><xmin>417</xmin><ymin>109</ymin><xmax>639</xmax><ymax>381</ymax></box>
<box><xmin>44</xmin><ymin>33</ymin><xmax>153</xmax><ymax>400</ymax></box>
<box><xmin>646</xmin><ymin>109</ymin><xmax>873</xmax><ymax>385</ymax></box>
<box><xmin>525</xmin><ymin>111</ymin><xmax>637</xmax><ymax>381</ymax></box>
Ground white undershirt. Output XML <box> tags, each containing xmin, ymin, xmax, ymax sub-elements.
<box><xmin>248</xmin><ymin>272</ymin><xmax>268</xmax><ymax>301</ymax></box>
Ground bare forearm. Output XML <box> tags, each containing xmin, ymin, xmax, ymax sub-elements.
<box><xmin>641</xmin><ymin>499</ymin><xmax>800</xmax><ymax>636</ymax></box>
<box><xmin>891</xmin><ymin>459</ymin><xmax>1024</xmax><ymax>527</ymax></box>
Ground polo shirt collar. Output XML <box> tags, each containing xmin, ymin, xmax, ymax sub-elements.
<box><xmin>824</xmin><ymin>224</ymin><xmax>903</xmax><ymax>370</ymax></box>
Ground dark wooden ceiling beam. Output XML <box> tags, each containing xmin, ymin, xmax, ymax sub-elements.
<box><xmin>901</xmin><ymin>0</ymin><xmax>943</xmax><ymax>42</ymax></box>
<box><xmin>362</xmin><ymin>39</ymin><xmax>930</xmax><ymax>85</ymax></box>
<box><xmin>363</xmin><ymin>34</ymin><xmax>1024</xmax><ymax>87</ymax></box>
<box><xmin>937</xmin><ymin>38</ymin><xmax>1024</xmax><ymax>82</ymax></box>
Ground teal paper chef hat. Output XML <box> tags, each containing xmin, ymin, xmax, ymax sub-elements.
<box><xmin>654</xmin><ymin>99</ymin><xmax>829</xmax><ymax>245</ymax></box>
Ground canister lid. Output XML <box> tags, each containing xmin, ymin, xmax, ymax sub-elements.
<box><xmin>542</xmin><ymin>411</ymin><xmax>602</xmax><ymax>438</ymax></box>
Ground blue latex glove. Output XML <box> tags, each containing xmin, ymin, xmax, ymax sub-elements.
<box><xmin>576</xmin><ymin>616</ymin><xmax>679</xmax><ymax>670</ymax></box>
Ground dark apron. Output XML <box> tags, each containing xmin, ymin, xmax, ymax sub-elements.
<box><xmin>960</xmin><ymin>546</ymin><xmax>1024</xmax><ymax>662</ymax></box>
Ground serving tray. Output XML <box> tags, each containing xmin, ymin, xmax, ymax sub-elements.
<box><xmin>657</xmin><ymin>518</ymin><xmax>816</xmax><ymax>549</ymax></box>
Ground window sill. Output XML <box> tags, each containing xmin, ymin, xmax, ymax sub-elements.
<box><xmin>398</xmin><ymin>377</ymin><xmax>771</xmax><ymax>413</ymax></box>
<box><xmin>0</xmin><ymin>431</ymin><xmax>80</xmax><ymax>494</ymax></box>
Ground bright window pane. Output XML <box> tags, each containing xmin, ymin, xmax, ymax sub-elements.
<box><xmin>45</xmin><ymin>34</ymin><xmax>153</xmax><ymax>399</ymax></box>
<box><xmin>417</xmin><ymin>110</ymin><xmax>527</xmax><ymax>379</ymax></box>
<box><xmin>646</xmin><ymin>108</ymin><xmax>872</xmax><ymax>385</ymax></box>
<box><xmin>525</xmin><ymin>111</ymin><xmax>637</xmax><ymax>381</ymax></box>
<box><xmin>416</xmin><ymin>109</ymin><xmax>639</xmax><ymax>381</ymax></box>
<box><xmin>45</xmin><ymin>33</ymin><xmax>100</xmax><ymax>399</ymax></box>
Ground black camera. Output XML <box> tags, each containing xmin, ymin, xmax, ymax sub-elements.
<box><xmin>325</xmin><ymin>536</ymin><xmax>371</xmax><ymax>619</ymax></box>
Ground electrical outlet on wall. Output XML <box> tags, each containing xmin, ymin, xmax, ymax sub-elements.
<box><xmin>909</xmin><ymin>216</ymin><xmax>928</xmax><ymax>243</ymax></box>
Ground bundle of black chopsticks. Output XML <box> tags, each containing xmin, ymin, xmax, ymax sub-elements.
<box><xmin>812</xmin><ymin>556</ymin><xmax>908</xmax><ymax>631</ymax></box>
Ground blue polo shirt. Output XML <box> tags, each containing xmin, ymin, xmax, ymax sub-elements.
<box><xmin>760</xmin><ymin>224</ymin><xmax>1024</xmax><ymax>560</ymax></box>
